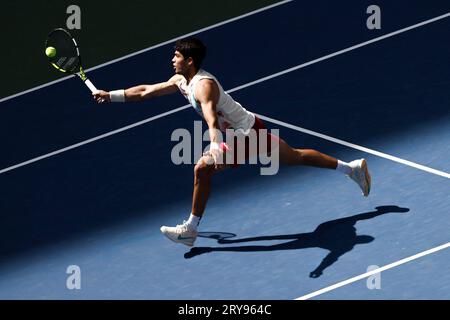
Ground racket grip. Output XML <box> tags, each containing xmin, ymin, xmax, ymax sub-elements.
<box><xmin>84</xmin><ymin>78</ymin><xmax>98</xmax><ymax>93</ymax></box>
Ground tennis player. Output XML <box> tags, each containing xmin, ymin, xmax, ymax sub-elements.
<box><xmin>92</xmin><ymin>38</ymin><xmax>371</xmax><ymax>247</ymax></box>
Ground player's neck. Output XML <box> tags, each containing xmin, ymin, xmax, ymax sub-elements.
<box><xmin>184</xmin><ymin>68</ymin><xmax>200</xmax><ymax>85</ymax></box>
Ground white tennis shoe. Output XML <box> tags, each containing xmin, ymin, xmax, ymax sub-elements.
<box><xmin>348</xmin><ymin>159</ymin><xmax>371</xmax><ymax>197</ymax></box>
<box><xmin>160</xmin><ymin>221</ymin><xmax>198</xmax><ymax>247</ymax></box>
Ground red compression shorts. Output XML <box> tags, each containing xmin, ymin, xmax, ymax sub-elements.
<box><xmin>225</xmin><ymin>116</ymin><xmax>277</xmax><ymax>168</ymax></box>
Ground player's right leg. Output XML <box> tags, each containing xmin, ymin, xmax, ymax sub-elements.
<box><xmin>347</xmin><ymin>158</ymin><xmax>371</xmax><ymax>196</ymax></box>
<box><xmin>277</xmin><ymin>137</ymin><xmax>338</xmax><ymax>169</ymax></box>
<box><xmin>276</xmin><ymin>137</ymin><xmax>371</xmax><ymax>196</ymax></box>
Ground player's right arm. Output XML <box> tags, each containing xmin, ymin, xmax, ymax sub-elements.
<box><xmin>92</xmin><ymin>74</ymin><xmax>183</xmax><ymax>103</ymax></box>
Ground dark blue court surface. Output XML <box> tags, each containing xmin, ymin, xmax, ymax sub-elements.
<box><xmin>0</xmin><ymin>1</ymin><xmax>449</xmax><ymax>299</ymax></box>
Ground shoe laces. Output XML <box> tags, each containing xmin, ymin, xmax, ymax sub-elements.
<box><xmin>175</xmin><ymin>220</ymin><xmax>189</xmax><ymax>233</ymax></box>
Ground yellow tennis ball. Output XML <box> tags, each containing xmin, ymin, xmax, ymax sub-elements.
<box><xmin>45</xmin><ymin>47</ymin><xmax>56</xmax><ymax>58</ymax></box>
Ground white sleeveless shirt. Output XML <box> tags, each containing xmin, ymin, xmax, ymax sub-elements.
<box><xmin>177</xmin><ymin>69</ymin><xmax>255</xmax><ymax>134</ymax></box>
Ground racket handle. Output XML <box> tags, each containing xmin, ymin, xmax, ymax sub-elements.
<box><xmin>84</xmin><ymin>78</ymin><xmax>98</xmax><ymax>93</ymax></box>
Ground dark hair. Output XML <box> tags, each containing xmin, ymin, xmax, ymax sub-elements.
<box><xmin>174</xmin><ymin>37</ymin><xmax>207</xmax><ymax>70</ymax></box>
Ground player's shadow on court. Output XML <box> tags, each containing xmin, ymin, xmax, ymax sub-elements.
<box><xmin>185</xmin><ymin>205</ymin><xmax>409</xmax><ymax>278</ymax></box>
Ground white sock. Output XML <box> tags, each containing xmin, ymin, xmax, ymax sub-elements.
<box><xmin>336</xmin><ymin>160</ymin><xmax>352</xmax><ymax>175</ymax></box>
<box><xmin>186</xmin><ymin>213</ymin><xmax>201</xmax><ymax>231</ymax></box>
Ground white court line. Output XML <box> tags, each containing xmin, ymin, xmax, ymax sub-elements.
<box><xmin>0</xmin><ymin>0</ymin><xmax>293</xmax><ymax>104</ymax></box>
<box><xmin>295</xmin><ymin>242</ymin><xmax>450</xmax><ymax>300</ymax></box>
<box><xmin>256</xmin><ymin>114</ymin><xmax>450</xmax><ymax>179</ymax></box>
<box><xmin>2</xmin><ymin>11</ymin><xmax>450</xmax><ymax>176</ymax></box>
<box><xmin>0</xmin><ymin>105</ymin><xmax>191</xmax><ymax>175</ymax></box>
<box><xmin>227</xmin><ymin>11</ymin><xmax>450</xmax><ymax>94</ymax></box>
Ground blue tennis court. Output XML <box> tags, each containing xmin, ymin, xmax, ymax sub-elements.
<box><xmin>0</xmin><ymin>0</ymin><xmax>449</xmax><ymax>299</ymax></box>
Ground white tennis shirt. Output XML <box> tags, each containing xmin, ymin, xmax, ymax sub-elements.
<box><xmin>177</xmin><ymin>69</ymin><xmax>256</xmax><ymax>134</ymax></box>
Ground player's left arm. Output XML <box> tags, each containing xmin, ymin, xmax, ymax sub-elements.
<box><xmin>196</xmin><ymin>79</ymin><xmax>229</xmax><ymax>166</ymax></box>
<box><xmin>196</xmin><ymin>79</ymin><xmax>221</xmax><ymax>143</ymax></box>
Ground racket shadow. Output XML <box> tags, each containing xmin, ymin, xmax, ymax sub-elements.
<box><xmin>198</xmin><ymin>232</ymin><xmax>237</xmax><ymax>241</ymax></box>
<box><xmin>185</xmin><ymin>205</ymin><xmax>410</xmax><ymax>278</ymax></box>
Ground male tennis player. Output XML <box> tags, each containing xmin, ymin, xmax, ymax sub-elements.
<box><xmin>92</xmin><ymin>38</ymin><xmax>371</xmax><ymax>247</ymax></box>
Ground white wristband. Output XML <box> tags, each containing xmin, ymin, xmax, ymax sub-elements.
<box><xmin>210</xmin><ymin>142</ymin><xmax>220</xmax><ymax>151</ymax></box>
<box><xmin>109</xmin><ymin>89</ymin><xmax>125</xmax><ymax>102</ymax></box>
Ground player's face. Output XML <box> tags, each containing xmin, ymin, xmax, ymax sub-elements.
<box><xmin>172</xmin><ymin>51</ymin><xmax>189</xmax><ymax>74</ymax></box>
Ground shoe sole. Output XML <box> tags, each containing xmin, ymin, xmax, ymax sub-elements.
<box><xmin>161</xmin><ymin>228</ymin><xmax>195</xmax><ymax>247</ymax></box>
<box><xmin>361</xmin><ymin>159</ymin><xmax>371</xmax><ymax>197</ymax></box>
<box><xmin>164</xmin><ymin>234</ymin><xmax>195</xmax><ymax>247</ymax></box>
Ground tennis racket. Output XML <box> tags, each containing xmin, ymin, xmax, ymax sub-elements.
<box><xmin>45</xmin><ymin>28</ymin><xmax>98</xmax><ymax>93</ymax></box>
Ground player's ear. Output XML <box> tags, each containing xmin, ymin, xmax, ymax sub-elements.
<box><xmin>187</xmin><ymin>57</ymin><xmax>194</xmax><ymax>67</ymax></box>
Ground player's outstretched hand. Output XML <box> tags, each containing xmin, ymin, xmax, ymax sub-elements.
<box><xmin>92</xmin><ymin>90</ymin><xmax>111</xmax><ymax>103</ymax></box>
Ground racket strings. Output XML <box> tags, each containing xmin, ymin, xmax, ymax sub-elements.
<box><xmin>46</xmin><ymin>29</ymin><xmax>80</xmax><ymax>73</ymax></box>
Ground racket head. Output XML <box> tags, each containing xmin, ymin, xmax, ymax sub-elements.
<box><xmin>45</xmin><ymin>28</ymin><xmax>82</xmax><ymax>75</ymax></box>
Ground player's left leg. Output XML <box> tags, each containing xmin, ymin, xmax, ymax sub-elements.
<box><xmin>160</xmin><ymin>155</ymin><xmax>229</xmax><ymax>247</ymax></box>
<box><xmin>191</xmin><ymin>155</ymin><xmax>229</xmax><ymax>215</ymax></box>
